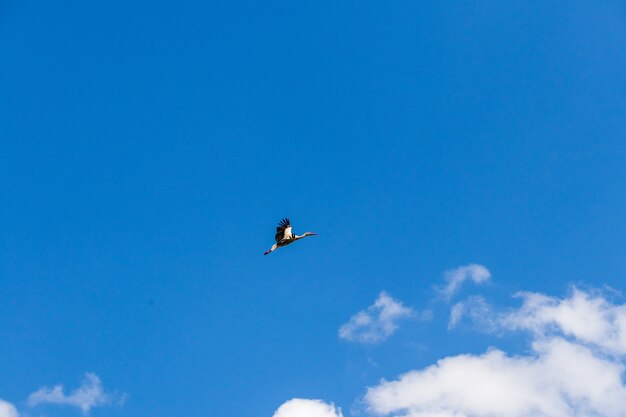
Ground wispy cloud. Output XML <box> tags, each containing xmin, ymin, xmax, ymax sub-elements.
<box><xmin>273</xmin><ymin>399</ymin><xmax>343</xmax><ymax>417</ymax></box>
<box><xmin>28</xmin><ymin>373</ymin><xmax>126</xmax><ymax>414</ymax></box>
<box><xmin>448</xmin><ymin>295</ymin><xmax>496</xmax><ymax>330</ymax></box>
<box><xmin>339</xmin><ymin>292</ymin><xmax>419</xmax><ymax>344</ymax></box>
<box><xmin>0</xmin><ymin>400</ymin><xmax>18</xmax><ymax>417</ymax></box>
<box><xmin>437</xmin><ymin>264</ymin><xmax>491</xmax><ymax>300</ymax></box>
<box><xmin>365</xmin><ymin>287</ymin><xmax>626</xmax><ymax>417</ymax></box>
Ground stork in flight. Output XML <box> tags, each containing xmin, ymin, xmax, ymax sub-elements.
<box><xmin>264</xmin><ymin>218</ymin><xmax>317</xmax><ymax>255</ymax></box>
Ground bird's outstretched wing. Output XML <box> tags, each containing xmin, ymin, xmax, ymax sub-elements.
<box><xmin>275</xmin><ymin>218</ymin><xmax>292</xmax><ymax>243</ymax></box>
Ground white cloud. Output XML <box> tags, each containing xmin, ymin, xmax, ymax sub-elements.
<box><xmin>364</xmin><ymin>287</ymin><xmax>626</xmax><ymax>417</ymax></box>
<box><xmin>450</xmin><ymin>287</ymin><xmax>626</xmax><ymax>356</ymax></box>
<box><xmin>437</xmin><ymin>264</ymin><xmax>491</xmax><ymax>300</ymax></box>
<box><xmin>273</xmin><ymin>399</ymin><xmax>343</xmax><ymax>417</ymax></box>
<box><xmin>283</xmin><ymin>285</ymin><xmax>626</xmax><ymax>417</ymax></box>
<box><xmin>502</xmin><ymin>288</ymin><xmax>626</xmax><ymax>355</ymax></box>
<box><xmin>0</xmin><ymin>400</ymin><xmax>18</xmax><ymax>417</ymax></box>
<box><xmin>365</xmin><ymin>337</ymin><xmax>626</xmax><ymax>417</ymax></box>
<box><xmin>28</xmin><ymin>373</ymin><xmax>125</xmax><ymax>414</ymax></box>
<box><xmin>339</xmin><ymin>292</ymin><xmax>415</xmax><ymax>344</ymax></box>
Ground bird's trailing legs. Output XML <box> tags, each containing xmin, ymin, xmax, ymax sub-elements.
<box><xmin>264</xmin><ymin>244</ymin><xmax>278</xmax><ymax>255</ymax></box>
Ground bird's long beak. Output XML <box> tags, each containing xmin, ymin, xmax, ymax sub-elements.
<box><xmin>309</xmin><ymin>232</ymin><xmax>318</xmax><ymax>236</ymax></box>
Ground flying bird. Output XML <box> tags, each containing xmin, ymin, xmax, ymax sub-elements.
<box><xmin>264</xmin><ymin>218</ymin><xmax>317</xmax><ymax>255</ymax></box>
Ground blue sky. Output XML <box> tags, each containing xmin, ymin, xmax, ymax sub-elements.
<box><xmin>1</xmin><ymin>1</ymin><xmax>626</xmax><ymax>416</ymax></box>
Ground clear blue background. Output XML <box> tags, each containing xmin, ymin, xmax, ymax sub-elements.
<box><xmin>1</xmin><ymin>1</ymin><xmax>625</xmax><ymax>416</ymax></box>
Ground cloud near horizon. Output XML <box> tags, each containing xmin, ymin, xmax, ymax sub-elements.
<box><xmin>0</xmin><ymin>400</ymin><xmax>18</xmax><ymax>417</ymax></box>
<box><xmin>278</xmin><ymin>282</ymin><xmax>626</xmax><ymax>417</ymax></box>
<box><xmin>437</xmin><ymin>264</ymin><xmax>491</xmax><ymax>300</ymax></box>
<box><xmin>273</xmin><ymin>399</ymin><xmax>343</xmax><ymax>417</ymax></box>
<box><xmin>28</xmin><ymin>373</ymin><xmax>126</xmax><ymax>414</ymax></box>
<box><xmin>364</xmin><ymin>287</ymin><xmax>626</xmax><ymax>417</ymax></box>
<box><xmin>339</xmin><ymin>292</ymin><xmax>419</xmax><ymax>344</ymax></box>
